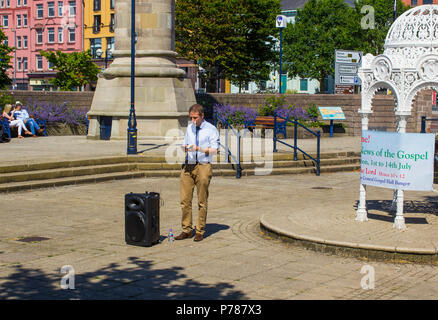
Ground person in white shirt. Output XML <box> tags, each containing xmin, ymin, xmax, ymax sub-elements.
<box><xmin>174</xmin><ymin>104</ymin><xmax>219</xmax><ymax>242</ymax></box>
<box><xmin>12</xmin><ymin>101</ymin><xmax>44</xmax><ymax>136</ymax></box>
<box><xmin>2</xmin><ymin>104</ymin><xmax>32</xmax><ymax>138</ymax></box>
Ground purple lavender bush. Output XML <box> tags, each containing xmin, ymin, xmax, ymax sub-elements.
<box><xmin>214</xmin><ymin>103</ymin><xmax>257</xmax><ymax>127</ymax></box>
<box><xmin>24</xmin><ymin>98</ymin><xmax>88</xmax><ymax>125</ymax></box>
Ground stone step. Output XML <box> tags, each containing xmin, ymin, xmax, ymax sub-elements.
<box><xmin>0</xmin><ymin>163</ymin><xmax>361</xmax><ymax>193</ymax></box>
<box><xmin>0</xmin><ymin>151</ymin><xmax>360</xmax><ymax>174</ymax></box>
<box><xmin>0</xmin><ymin>157</ymin><xmax>360</xmax><ymax>184</ymax></box>
<box><xmin>0</xmin><ymin>163</ymin><xmax>137</xmax><ymax>184</ymax></box>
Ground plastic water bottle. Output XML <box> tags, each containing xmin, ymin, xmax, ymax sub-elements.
<box><xmin>168</xmin><ymin>229</ymin><xmax>174</xmax><ymax>243</ymax></box>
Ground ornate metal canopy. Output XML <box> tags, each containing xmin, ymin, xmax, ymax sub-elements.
<box><xmin>358</xmin><ymin>4</ymin><xmax>438</xmax><ymax>116</ymax></box>
<box><xmin>356</xmin><ymin>5</ymin><xmax>438</xmax><ymax>230</ymax></box>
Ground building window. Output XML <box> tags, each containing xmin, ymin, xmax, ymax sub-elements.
<box><xmin>110</xmin><ymin>0</ymin><xmax>114</xmax><ymax>9</ymax></box>
<box><xmin>58</xmin><ymin>27</ymin><xmax>63</xmax><ymax>43</ymax></box>
<box><xmin>36</xmin><ymin>4</ymin><xmax>44</xmax><ymax>19</ymax></box>
<box><xmin>17</xmin><ymin>58</ymin><xmax>22</xmax><ymax>71</ymax></box>
<box><xmin>411</xmin><ymin>0</ymin><xmax>418</xmax><ymax>5</ymax></box>
<box><xmin>109</xmin><ymin>13</ymin><xmax>115</xmax><ymax>32</ymax></box>
<box><xmin>423</xmin><ymin>0</ymin><xmax>433</xmax><ymax>3</ymax></box>
<box><xmin>23</xmin><ymin>0</ymin><xmax>27</xmax><ymax>6</ymax></box>
<box><xmin>58</xmin><ymin>1</ymin><xmax>63</xmax><ymax>16</ymax></box>
<box><xmin>36</xmin><ymin>29</ymin><xmax>43</xmax><ymax>44</ymax></box>
<box><xmin>23</xmin><ymin>35</ymin><xmax>27</xmax><ymax>48</ymax></box>
<box><xmin>4</xmin><ymin>37</ymin><xmax>8</xmax><ymax>46</ymax></box>
<box><xmin>106</xmin><ymin>37</ymin><xmax>114</xmax><ymax>53</ymax></box>
<box><xmin>93</xmin><ymin>15</ymin><xmax>101</xmax><ymax>33</ymax></box>
<box><xmin>1</xmin><ymin>0</ymin><xmax>4</xmax><ymax>8</ymax></box>
<box><xmin>48</xmin><ymin>2</ymin><xmax>55</xmax><ymax>17</ymax></box>
<box><xmin>36</xmin><ymin>55</ymin><xmax>43</xmax><ymax>70</ymax></box>
<box><xmin>6</xmin><ymin>0</ymin><xmax>9</xmax><ymax>7</ymax></box>
<box><xmin>23</xmin><ymin>57</ymin><xmax>27</xmax><ymax>71</ymax></box>
<box><xmin>69</xmin><ymin>1</ymin><xmax>76</xmax><ymax>17</ymax></box>
<box><xmin>300</xmin><ymin>78</ymin><xmax>308</xmax><ymax>91</ymax></box>
<box><xmin>48</xmin><ymin>27</ymin><xmax>55</xmax><ymax>43</ymax></box>
<box><xmin>16</xmin><ymin>14</ymin><xmax>21</xmax><ymax>27</ymax></box>
<box><xmin>90</xmin><ymin>38</ymin><xmax>102</xmax><ymax>58</ymax></box>
<box><xmin>2</xmin><ymin>15</ymin><xmax>8</xmax><ymax>28</ymax></box>
<box><xmin>48</xmin><ymin>60</ymin><xmax>55</xmax><ymax>70</ymax></box>
<box><xmin>68</xmin><ymin>27</ymin><xmax>75</xmax><ymax>42</ymax></box>
<box><xmin>94</xmin><ymin>0</ymin><xmax>100</xmax><ymax>11</ymax></box>
<box><xmin>17</xmin><ymin>36</ymin><xmax>21</xmax><ymax>48</ymax></box>
<box><xmin>23</xmin><ymin>14</ymin><xmax>27</xmax><ymax>27</ymax></box>
<box><xmin>17</xmin><ymin>0</ymin><xmax>21</xmax><ymax>6</ymax></box>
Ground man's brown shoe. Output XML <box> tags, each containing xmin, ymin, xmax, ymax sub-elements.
<box><xmin>37</xmin><ymin>128</ymin><xmax>44</xmax><ymax>135</ymax></box>
<box><xmin>194</xmin><ymin>233</ymin><xmax>203</xmax><ymax>242</ymax></box>
<box><xmin>174</xmin><ymin>231</ymin><xmax>193</xmax><ymax>240</ymax></box>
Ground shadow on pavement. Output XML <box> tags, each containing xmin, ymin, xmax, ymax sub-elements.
<box><xmin>204</xmin><ymin>223</ymin><xmax>230</xmax><ymax>239</ymax></box>
<box><xmin>0</xmin><ymin>256</ymin><xmax>246</xmax><ymax>300</ymax></box>
<box><xmin>354</xmin><ymin>199</ymin><xmax>438</xmax><ymax>225</ymax></box>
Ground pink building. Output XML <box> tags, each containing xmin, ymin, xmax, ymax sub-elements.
<box><xmin>0</xmin><ymin>0</ymin><xmax>83</xmax><ymax>90</ymax></box>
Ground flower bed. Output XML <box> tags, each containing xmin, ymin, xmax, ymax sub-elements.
<box><xmin>23</xmin><ymin>98</ymin><xmax>88</xmax><ymax>136</ymax></box>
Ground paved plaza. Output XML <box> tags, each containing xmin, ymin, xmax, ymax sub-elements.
<box><xmin>0</xmin><ymin>136</ymin><xmax>438</xmax><ymax>300</ymax></box>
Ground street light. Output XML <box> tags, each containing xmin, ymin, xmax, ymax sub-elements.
<box><xmin>11</xmin><ymin>28</ymin><xmax>16</xmax><ymax>90</ymax></box>
<box><xmin>127</xmin><ymin>0</ymin><xmax>137</xmax><ymax>155</ymax></box>
<box><xmin>276</xmin><ymin>15</ymin><xmax>287</xmax><ymax>94</ymax></box>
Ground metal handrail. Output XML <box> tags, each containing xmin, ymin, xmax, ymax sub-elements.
<box><xmin>273</xmin><ymin>112</ymin><xmax>321</xmax><ymax>176</ymax></box>
<box><xmin>213</xmin><ymin>110</ymin><xmax>242</xmax><ymax>179</ymax></box>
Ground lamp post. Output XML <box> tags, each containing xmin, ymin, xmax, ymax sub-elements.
<box><xmin>127</xmin><ymin>0</ymin><xmax>137</xmax><ymax>155</ymax></box>
<box><xmin>393</xmin><ymin>0</ymin><xmax>397</xmax><ymax>22</ymax></box>
<box><xmin>11</xmin><ymin>28</ymin><xmax>16</xmax><ymax>90</ymax></box>
<box><xmin>276</xmin><ymin>15</ymin><xmax>287</xmax><ymax>94</ymax></box>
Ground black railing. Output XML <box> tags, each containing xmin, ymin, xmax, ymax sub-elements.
<box><xmin>213</xmin><ymin>110</ymin><xmax>242</xmax><ymax>179</ymax></box>
<box><xmin>273</xmin><ymin>111</ymin><xmax>321</xmax><ymax>176</ymax></box>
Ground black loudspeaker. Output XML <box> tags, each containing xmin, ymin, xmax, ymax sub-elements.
<box><xmin>125</xmin><ymin>192</ymin><xmax>160</xmax><ymax>247</ymax></box>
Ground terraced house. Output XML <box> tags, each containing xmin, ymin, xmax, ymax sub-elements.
<box><xmin>0</xmin><ymin>0</ymin><xmax>83</xmax><ymax>90</ymax></box>
<box><xmin>83</xmin><ymin>0</ymin><xmax>114</xmax><ymax>70</ymax></box>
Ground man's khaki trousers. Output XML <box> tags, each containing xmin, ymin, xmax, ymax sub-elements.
<box><xmin>180</xmin><ymin>163</ymin><xmax>213</xmax><ymax>236</ymax></box>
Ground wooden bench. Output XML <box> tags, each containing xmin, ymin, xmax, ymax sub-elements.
<box><xmin>245</xmin><ymin>116</ymin><xmax>287</xmax><ymax>138</ymax></box>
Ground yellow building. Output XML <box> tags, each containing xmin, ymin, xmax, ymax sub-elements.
<box><xmin>83</xmin><ymin>0</ymin><xmax>115</xmax><ymax>61</ymax></box>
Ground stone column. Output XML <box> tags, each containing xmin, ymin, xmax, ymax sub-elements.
<box><xmin>356</xmin><ymin>110</ymin><xmax>371</xmax><ymax>222</ymax></box>
<box><xmin>87</xmin><ymin>0</ymin><xmax>196</xmax><ymax>140</ymax></box>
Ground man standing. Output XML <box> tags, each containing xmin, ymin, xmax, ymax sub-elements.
<box><xmin>13</xmin><ymin>101</ymin><xmax>44</xmax><ymax>137</ymax></box>
<box><xmin>175</xmin><ymin>104</ymin><xmax>219</xmax><ymax>242</ymax></box>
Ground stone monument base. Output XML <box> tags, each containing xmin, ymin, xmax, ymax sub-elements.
<box><xmin>87</xmin><ymin>76</ymin><xmax>196</xmax><ymax>140</ymax></box>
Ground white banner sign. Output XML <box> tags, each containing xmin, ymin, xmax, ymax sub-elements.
<box><xmin>360</xmin><ymin>130</ymin><xmax>435</xmax><ymax>191</ymax></box>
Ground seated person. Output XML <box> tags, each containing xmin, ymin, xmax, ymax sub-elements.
<box><xmin>2</xmin><ymin>104</ymin><xmax>32</xmax><ymax>138</ymax></box>
<box><xmin>12</xmin><ymin>101</ymin><xmax>44</xmax><ymax>137</ymax></box>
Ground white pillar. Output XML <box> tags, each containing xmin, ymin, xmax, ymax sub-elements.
<box><xmin>393</xmin><ymin>114</ymin><xmax>407</xmax><ymax>230</ymax></box>
<box><xmin>356</xmin><ymin>111</ymin><xmax>370</xmax><ymax>222</ymax></box>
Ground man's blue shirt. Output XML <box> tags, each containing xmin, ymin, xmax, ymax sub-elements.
<box><xmin>184</xmin><ymin>120</ymin><xmax>219</xmax><ymax>164</ymax></box>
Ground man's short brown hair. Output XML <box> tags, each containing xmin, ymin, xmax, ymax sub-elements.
<box><xmin>189</xmin><ymin>104</ymin><xmax>204</xmax><ymax>116</ymax></box>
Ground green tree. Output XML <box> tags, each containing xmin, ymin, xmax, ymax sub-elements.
<box><xmin>40</xmin><ymin>50</ymin><xmax>101</xmax><ymax>91</ymax></box>
<box><xmin>0</xmin><ymin>28</ymin><xmax>14</xmax><ymax>89</ymax></box>
<box><xmin>352</xmin><ymin>0</ymin><xmax>410</xmax><ymax>55</ymax></box>
<box><xmin>175</xmin><ymin>0</ymin><xmax>281</xmax><ymax>93</ymax></box>
<box><xmin>282</xmin><ymin>0</ymin><xmax>357</xmax><ymax>93</ymax></box>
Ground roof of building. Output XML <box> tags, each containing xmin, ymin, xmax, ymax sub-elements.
<box><xmin>281</xmin><ymin>0</ymin><xmax>356</xmax><ymax>10</ymax></box>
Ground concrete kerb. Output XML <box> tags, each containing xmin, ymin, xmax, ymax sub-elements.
<box><xmin>259</xmin><ymin>214</ymin><xmax>438</xmax><ymax>265</ymax></box>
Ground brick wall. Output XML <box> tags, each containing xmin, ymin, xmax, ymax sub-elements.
<box><xmin>200</xmin><ymin>91</ymin><xmax>434</xmax><ymax>136</ymax></box>
<box><xmin>0</xmin><ymin>90</ymin><xmax>94</xmax><ymax>110</ymax></box>
<box><xmin>1</xmin><ymin>90</ymin><xmax>432</xmax><ymax>136</ymax></box>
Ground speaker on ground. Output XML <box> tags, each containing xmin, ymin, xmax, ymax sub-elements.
<box><xmin>125</xmin><ymin>192</ymin><xmax>160</xmax><ymax>247</ymax></box>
